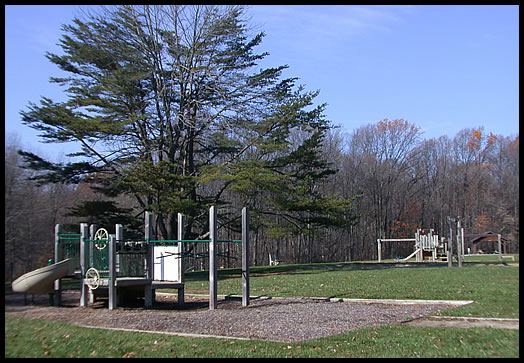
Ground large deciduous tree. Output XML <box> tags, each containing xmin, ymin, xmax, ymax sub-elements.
<box><xmin>346</xmin><ymin>119</ymin><xmax>422</xmax><ymax>241</ymax></box>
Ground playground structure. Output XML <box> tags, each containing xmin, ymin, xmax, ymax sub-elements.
<box><xmin>377</xmin><ymin>218</ymin><xmax>514</xmax><ymax>266</ymax></box>
<box><xmin>12</xmin><ymin>206</ymin><xmax>250</xmax><ymax>310</ymax></box>
<box><xmin>377</xmin><ymin>229</ymin><xmax>449</xmax><ymax>263</ymax></box>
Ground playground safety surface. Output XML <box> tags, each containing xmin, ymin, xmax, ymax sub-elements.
<box><xmin>4</xmin><ymin>290</ymin><xmax>482</xmax><ymax>343</ymax></box>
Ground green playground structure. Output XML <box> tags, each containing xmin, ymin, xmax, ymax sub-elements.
<box><xmin>11</xmin><ymin>206</ymin><xmax>250</xmax><ymax>310</ymax></box>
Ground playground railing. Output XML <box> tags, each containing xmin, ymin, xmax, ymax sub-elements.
<box><xmin>56</xmin><ymin>233</ymin><xmax>81</xmax><ymax>269</ymax></box>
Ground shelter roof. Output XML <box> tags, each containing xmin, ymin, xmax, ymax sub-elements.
<box><xmin>464</xmin><ymin>231</ymin><xmax>507</xmax><ymax>243</ymax></box>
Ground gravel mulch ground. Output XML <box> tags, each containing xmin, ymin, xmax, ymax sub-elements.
<box><xmin>5</xmin><ymin>290</ymin><xmax>458</xmax><ymax>342</ymax></box>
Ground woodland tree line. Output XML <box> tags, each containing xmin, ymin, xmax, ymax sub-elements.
<box><xmin>5</xmin><ymin>5</ymin><xmax>519</xmax><ymax>280</ymax></box>
<box><xmin>5</xmin><ymin>123</ymin><xmax>519</xmax><ymax>279</ymax></box>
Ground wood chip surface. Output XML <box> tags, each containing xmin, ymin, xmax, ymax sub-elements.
<box><xmin>5</xmin><ymin>291</ymin><xmax>456</xmax><ymax>342</ymax></box>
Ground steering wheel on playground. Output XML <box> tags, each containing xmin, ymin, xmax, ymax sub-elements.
<box><xmin>85</xmin><ymin>267</ymin><xmax>100</xmax><ymax>290</ymax></box>
<box><xmin>94</xmin><ymin>228</ymin><xmax>109</xmax><ymax>250</ymax></box>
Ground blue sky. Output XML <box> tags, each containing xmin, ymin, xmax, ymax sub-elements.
<box><xmin>5</xmin><ymin>5</ymin><xmax>519</xmax><ymax>161</ymax></box>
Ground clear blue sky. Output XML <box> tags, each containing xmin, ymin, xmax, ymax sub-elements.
<box><xmin>5</xmin><ymin>5</ymin><xmax>519</xmax><ymax>161</ymax></box>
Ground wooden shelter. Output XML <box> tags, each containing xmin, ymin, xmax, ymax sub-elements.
<box><xmin>464</xmin><ymin>231</ymin><xmax>507</xmax><ymax>254</ymax></box>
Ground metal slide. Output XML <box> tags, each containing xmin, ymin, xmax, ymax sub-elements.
<box><xmin>11</xmin><ymin>258</ymin><xmax>76</xmax><ymax>294</ymax></box>
<box><xmin>396</xmin><ymin>248</ymin><xmax>421</xmax><ymax>262</ymax></box>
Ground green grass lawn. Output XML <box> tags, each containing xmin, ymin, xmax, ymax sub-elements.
<box><xmin>5</xmin><ymin>260</ymin><xmax>519</xmax><ymax>358</ymax></box>
<box><xmin>463</xmin><ymin>253</ymin><xmax>519</xmax><ymax>263</ymax></box>
<box><xmin>4</xmin><ymin>315</ymin><xmax>519</xmax><ymax>358</ymax></box>
<box><xmin>183</xmin><ymin>261</ymin><xmax>519</xmax><ymax>319</ymax></box>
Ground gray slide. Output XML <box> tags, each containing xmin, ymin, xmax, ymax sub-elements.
<box><xmin>11</xmin><ymin>258</ymin><xmax>76</xmax><ymax>294</ymax></box>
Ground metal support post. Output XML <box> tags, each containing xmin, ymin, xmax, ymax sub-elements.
<box><xmin>377</xmin><ymin>239</ymin><xmax>382</xmax><ymax>262</ymax></box>
<box><xmin>108</xmin><ymin>235</ymin><xmax>117</xmax><ymax>310</ymax></box>
<box><xmin>498</xmin><ymin>234</ymin><xmax>502</xmax><ymax>262</ymax></box>
<box><xmin>48</xmin><ymin>258</ymin><xmax>54</xmax><ymax>306</ymax></box>
<box><xmin>79</xmin><ymin>223</ymin><xmax>89</xmax><ymax>307</ymax></box>
<box><xmin>209</xmin><ymin>206</ymin><xmax>218</xmax><ymax>310</ymax></box>
<box><xmin>116</xmin><ymin>224</ymin><xmax>123</xmax><ymax>275</ymax></box>
<box><xmin>447</xmin><ymin>217</ymin><xmax>453</xmax><ymax>268</ymax></box>
<box><xmin>88</xmin><ymin>224</ymin><xmax>97</xmax><ymax>304</ymax></box>
<box><xmin>461</xmin><ymin>227</ymin><xmax>465</xmax><ymax>261</ymax></box>
<box><xmin>177</xmin><ymin>213</ymin><xmax>185</xmax><ymax>304</ymax></box>
<box><xmin>144</xmin><ymin>212</ymin><xmax>153</xmax><ymax>307</ymax></box>
<box><xmin>53</xmin><ymin>224</ymin><xmax>62</xmax><ymax>306</ymax></box>
<box><xmin>242</xmin><ymin>207</ymin><xmax>250</xmax><ymax>307</ymax></box>
<box><xmin>89</xmin><ymin>224</ymin><xmax>96</xmax><ymax>268</ymax></box>
<box><xmin>456</xmin><ymin>218</ymin><xmax>463</xmax><ymax>268</ymax></box>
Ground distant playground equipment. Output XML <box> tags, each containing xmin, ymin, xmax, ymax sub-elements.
<box><xmin>377</xmin><ymin>228</ymin><xmax>448</xmax><ymax>263</ymax></box>
<box><xmin>11</xmin><ymin>206</ymin><xmax>250</xmax><ymax>310</ymax></box>
<box><xmin>377</xmin><ymin>216</ymin><xmax>512</xmax><ymax>266</ymax></box>
<box><xmin>378</xmin><ymin>217</ymin><xmax>469</xmax><ymax>265</ymax></box>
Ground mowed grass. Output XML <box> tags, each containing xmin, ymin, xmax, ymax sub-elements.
<box><xmin>5</xmin><ymin>261</ymin><xmax>519</xmax><ymax>358</ymax></box>
<box><xmin>183</xmin><ymin>262</ymin><xmax>519</xmax><ymax>318</ymax></box>
<box><xmin>4</xmin><ymin>315</ymin><xmax>519</xmax><ymax>358</ymax></box>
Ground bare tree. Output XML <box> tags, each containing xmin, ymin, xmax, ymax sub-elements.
<box><xmin>5</xmin><ymin>134</ymin><xmax>77</xmax><ymax>280</ymax></box>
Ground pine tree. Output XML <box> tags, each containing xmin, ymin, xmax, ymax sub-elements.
<box><xmin>19</xmin><ymin>5</ymin><xmax>357</xmax><ymax>240</ymax></box>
